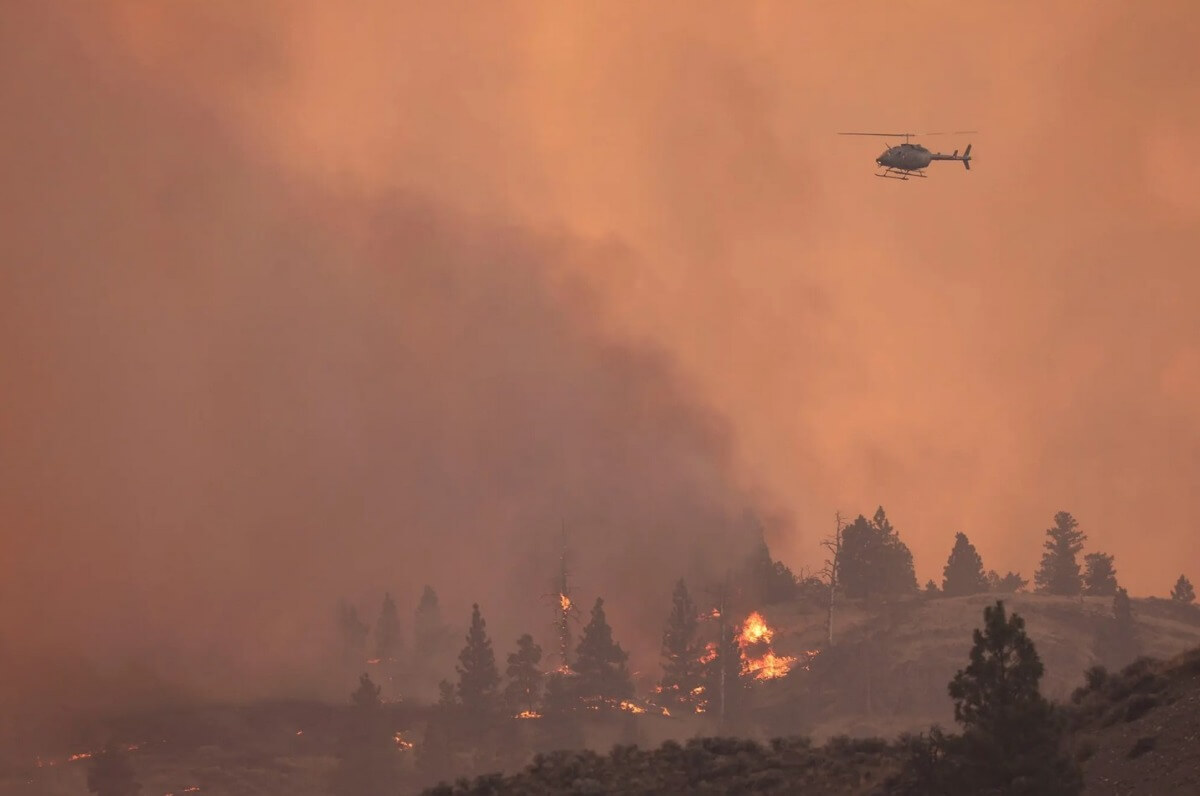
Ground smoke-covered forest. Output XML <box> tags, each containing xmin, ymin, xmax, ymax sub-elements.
<box><xmin>9</xmin><ymin>507</ymin><xmax>1200</xmax><ymax>794</ymax></box>
<box><xmin>4</xmin><ymin>2</ymin><xmax>1200</xmax><ymax>795</ymax></box>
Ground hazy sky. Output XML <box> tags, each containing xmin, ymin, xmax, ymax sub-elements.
<box><xmin>2</xmin><ymin>2</ymin><xmax>1199</xmax><ymax>701</ymax></box>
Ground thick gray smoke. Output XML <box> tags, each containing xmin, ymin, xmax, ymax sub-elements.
<box><xmin>0</xmin><ymin>3</ymin><xmax>775</xmax><ymax>716</ymax></box>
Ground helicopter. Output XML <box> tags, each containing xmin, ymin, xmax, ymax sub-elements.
<box><xmin>838</xmin><ymin>131</ymin><xmax>975</xmax><ymax>180</ymax></box>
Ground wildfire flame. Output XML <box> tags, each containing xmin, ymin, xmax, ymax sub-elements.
<box><xmin>699</xmin><ymin>642</ymin><xmax>718</xmax><ymax>665</ymax></box>
<box><xmin>737</xmin><ymin>611</ymin><xmax>797</xmax><ymax>680</ymax></box>
<box><xmin>36</xmin><ymin>742</ymin><xmax>144</xmax><ymax>769</ymax></box>
<box><xmin>559</xmin><ymin>593</ymin><xmax>572</xmax><ymax>613</ymax></box>
<box><xmin>393</xmin><ymin>732</ymin><xmax>414</xmax><ymax>751</ymax></box>
<box><xmin>515</xmin><ymin>710</ymin><xmax>543</xmax><ymax>719</ymax></box>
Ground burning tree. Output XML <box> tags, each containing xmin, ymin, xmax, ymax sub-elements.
<box><xmin>736</xmin><ymin>612</ymin><xmax>798</xmax><ymax>681</ymax></box>
<box><xmin>574</xmin><ymin>597</ymin><xmax>634</xmax><ymax>705</ymax></box>
<box><xmin>86</xmin><ymin>745</ymin><xmax>141</xmax><ymax>796</ymax></box>
<box><xmin>658</xmin><ymin>579</ymin><xmax>705</xmax><ymax>713</ymax></box>
<box><xmin>545</xmin><ymin>528</ymin><xmax>580</xmax><ymax>674</ymax></box>
<box><xmin>504</xmin><ymin>633</ymin><xmax>544</xmax><ymax>715</ymax></box>
<box><xmin>331</xmin><ymin>674</ymin><xmax>399</xmax><ymax>796</ymax></box>
<box><xmin>456</xmin><ymin>604</ymin><xmax>501</xmax><ymax>716</ymax></box>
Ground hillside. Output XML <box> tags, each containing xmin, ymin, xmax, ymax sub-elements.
<box><xmin>3</xmin><ymin>594</ymin><xmax>1196</xmax><ymax>795</ymax></box>
<box><xmin>754</xmin><ymin>592</ymin><xmax>1200</xmax><ymax>741</ymax></box>
<box><xmin>1070</xmin><ymin>646</ymin><xmax>1200</xmax><ymax>795</ymax></box>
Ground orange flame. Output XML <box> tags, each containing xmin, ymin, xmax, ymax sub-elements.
<box><xmin>393</xmin><ymin>732</ymin><xmax>414</xmax><ymax>751</ymax></box>
<box><xmin>559</xmin><ymin>593</ymin><xmax>572</xmax><ymax>613</ymax></box>
<box><xmin>737</xmin><ymin>611</ymin><xmax>797</xmax><ymax>680</ymax></box>
<box><xmin>515</xmin><ymin>710</ymin><xmax>543</xmax><ymax>719</ymax></box>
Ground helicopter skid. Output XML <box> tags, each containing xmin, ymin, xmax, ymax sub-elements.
<box><xmin>876</xmin><ymin>168</ymin><xmax>926</xmax><ymax>180</ymax></box>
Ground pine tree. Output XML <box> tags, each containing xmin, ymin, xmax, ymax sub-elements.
<box><xmin>87</xmin><ymin>745</ymin><xmax>141</xmax><ymax>796</ymax></box>
<box><xmin>456</xmin><ymin>604</ymin><xmax>501</xmax><ymax>715</ymax></box>
<box><xmin>658</xmin><ymin>579</ymin><xmax>704</xmax><ymax>713</ymax></box>
<box><xmin>574</xmin><ymin>597</ymin><xmax>634</xmax><ymax>703</ymax></box>
<box><xmin>503</xmin><ymin>633</ymin><xmax>544</xmax><ymax>714</ymax></box>
<box><xmin>1034</xmin><ymin>511</ymin><xmax>1087</xmax><ymax>596</ymax></box>
<box><xmin>946</xmin><ymin>601</ymin><xmax>1083</xmax><ymax>794</ymax></box>
<box><xmin>741</xmin><ymin>517</ymin><xmax>799</xmax><ymax>604</ymax></box>
<box><xmin>986</xmin><ymin>570</ymin><xmax>1029</xmax><ymax>593</ymax></box>
<box><xmin>924</xmin><ymin>579</ymin><xmax>941</xmax><ymax>595</ymax></box>
<box><xmin>941</xmin><ymin>532</ymin><xmax>988</xmax><ymax>597</ymax></box>
<box><xmin>412</xmin><ymin>586</ymin><xmax>454</xmax><ymax>699</ymax></box>
<box><xmin>839</xmin><ymin>507</ymin><xmax>919</xmax><ymax>599</ymax></box>
<box><xmin>1083</xmin><ymin>552</ymin><xmax>1118</xmax><ymax>596</ymax></box>
<box><xmin>337</xmin><ymin>600</ymin><xmax>369</xmax><ymax>665</ymax></box>
<box><xmin>373</xmin><ymin>592</ymin><xmax>403</xmax><ymax>663</ymax></box>
<box><xmin>1171</xmin><ymin>574</ymin><xmax>1195</xmax><ymax>604</ymax></box>
<box><xmin>331</xmin><ymin>674</ymin><xmax>399</xmax><ymax>796</ymax></box>
<box><xmin>1094</xmin><ymin>587</ymin><xmax>1140</xmax><ymax>670</ymax></box>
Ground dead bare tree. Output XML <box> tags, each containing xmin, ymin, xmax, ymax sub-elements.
<box><xmin>820</xmin><ymin>512</ymin><xmax>844</xmax><ymax>647</ymax></box>
<box><xmin>542</xmin><ymin>523</ymin><xmax>580</xmax><ymax>672</ymax></box>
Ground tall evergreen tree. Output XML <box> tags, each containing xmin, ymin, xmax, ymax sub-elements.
<box><xmin>412</xmin><ymin>586</ymin><xmax>454</xmax><ymax>699</ymax></box>
<box><xmin>741</xmin><ymin>517</ymin><xmax>799</xmax><ymax>605</ymax></box>
<box><xmin>1034</xmin><ymin>511</ymin><xmax>1086</xmax><ymax>596</ymax></box>
<box><xmin>337</xmin><ymin>600</ymin><xmax>369</xmax><ymax>665</ymax></box>
<box><xmin>946</xmin><ymin>601</ymin><xmax>1083</xmax><ymax>794</ymax></box>
<box><xmin>658</xmin><ymin>579</ymin><xmax>705</xmax><ymax>713</ymax></box>
<box><xmin>503</xmin><ymin>633</ymin><xmax>544</xmax><ymax>714</ymax></box>
<box><xmin>1094</xmin><ymin>587</ymin><xmax>1140</xmax><ymax>670</ymax></box>
<box><xmin>1082</xmin><ymin>552</ymin><xmax>1118</xmax><ymax>596</ymax></box>
<box><xmin>373</xmin><ymin>592</ymin><xmax>403</xmax><ymax>663</ymax></box>
<box><xmin>331</xmin><ymin>674</ymin><xmax>399</xmax><ymax>796</ymax></box>
<box><xmin>839</xmin><ymin>506</ymin><xmax>919</xmax><ymax>599</ymax></box>
<box><xmin>1170</xmin><ymin>574</ymin><xmax>1195</xmax><ymax>604</ymax></box>
<box><xmin>87</xmin><ymin>745</ymin><xmax>141</xmax><ymax>796</ymax></box>
<box><xmin>574</xmin><ymin>597</ymin><xmax>634</xmax><ymax>703</ymax></box>
<box><xmin>942</xmin><ymin>532</ymin><xmax>989</xmax><ymax>597</ymax></box>
<box><xmin>456</xmin><ymin>604</ymin><xmax>501</xmax><ymax>715</ymax></box>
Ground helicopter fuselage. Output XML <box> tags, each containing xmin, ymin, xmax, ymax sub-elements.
<box><xmin>877</xmin><ymin>143</ymin><xmax>933</xmax><ymax>171</ymax></box>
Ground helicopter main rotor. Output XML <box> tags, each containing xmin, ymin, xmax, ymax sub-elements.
<box><xmin>837</xmin><ymin>130</ymin><xmax>977</xmax><ymax>143</ymax></box>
